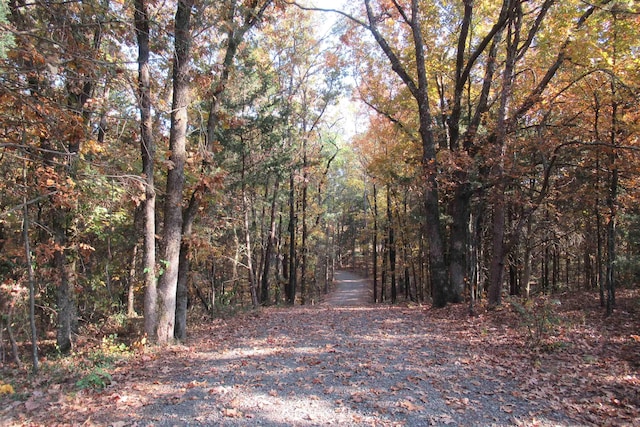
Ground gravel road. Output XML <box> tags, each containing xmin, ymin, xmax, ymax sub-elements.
<box><xmin>323</xmin><ymin>270</ymin><xmax>372</xmax><ymax>306</ymax></box>
<box><xmin>90</xmin><ymin>270</ymin><xmax>575</xmax><ymax>427</ymax></box>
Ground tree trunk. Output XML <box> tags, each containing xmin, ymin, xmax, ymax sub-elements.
<box><xmin>287</xmin><ymin>173</ymin><xmax>297</xmax><ymax>304</ymax></box>
<box><xmin>135</xmin><ymin>0</ymin><xmax>158</xmax><ymax>339</ymax></box>
<box><xmin>175</xmin><ymin>193</ymin><xmax>198</xmax><ymax>341</ymax></box>
<box><xmin>128</xmin><ymin>242</ymin><xmax>138</xmax><ymax>317</ymax></box>
<box><xmin>381</xmin><ymin>237</ymin><xmax>387</xmax><ymax>302</ymax></box>
<box><xmin>522</xmin><ymin>220</ymin><xmax>532</xmax><ymax>299</ymax></box>
<box><xmin>54</xmin><ymin>17</ymin><xmax>102</xmax><ymax>354</ymax></box>
<box><xmin>448</xmin><ymin>1</ymin><xmax>508</xmax><ymax>306</ymax></box>
<box><xmin>372</xmin><ymin>182</ymin><xmax>378</xmax><ymax>303</ymax></box>
<box><xmin>488</xmin><ymin>3</ymin><xmax>520</xmax><ymax>307</ymax></box>
<box><xmin>54</xmin><ymin>237</ymin><xmax>77</xmax><ymax>354</ymax></box>
<box><xmin>261</xmin><ymin>178</ymin><xmax>280</xmax><ymax>305</ymax></box>
<box><xmin>23</xmin><ymin>182</ymin><xmax>38</xmax><ymax>373</ymax></box>
<box><xmin>605</xmin><ymin>145</ymin><xmax>618</xmax><ymax>314</ymax></box>
<box><xmin>418</xmin><ymin>233</ymin><xmax>426</xmax><ymax>303</ymax></box>
<box><xmin>156</xmin><ymin>0</ymin><xmax>193</xmax><ymax>344</ymax></box>
<box><xmin>417</xmin><ymin>82</ymin><xmax>448</xmax><ymax>307</ymax></box>
<box><xmin>552</xmin><ymin>245</ymin><xmax>559</xmax><ymax>293</ymax></box>
<box><xmin>488</xmin><ymin>193</ymin><xmax>507</xmax><ymax>306</ymax></box>
<box><xmin>509</xmin><ymin>253</ymin><xmax>519</xmax><ymax>296</ymax></box>
<box><xmin>606</xmin><ymin>30</ymin><xmax>619</xmax><ymax>315</ymax></box>
<box><xmin>387</xmin><ymin>186</ymin><xmax>396</xmax><ymax>304</ymax></box>
<box><xmin>301</xmin><ymin>139</ymin><xmax>308</xmax><ymax>305</ymax></box>
<box><xmin>448</xmin><ymin>181</ymin><xmax>470</xmax><ymax>303</ymax></box>
<box><xmin>5</xmin><ymin>305</ymin><xmax>21</xmax><ymax>369</ymax></box>
<box><xmin>244</xmin><ymin>190</ymin><xmax>259</xmax><ymax>308</ymax></box>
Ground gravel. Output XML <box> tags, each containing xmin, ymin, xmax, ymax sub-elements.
<box><xmin>97</xmin><ymin>271</ymin><xmax>579</xmax><ymax>427</ymax></box>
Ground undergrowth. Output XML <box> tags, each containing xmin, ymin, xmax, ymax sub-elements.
<box><xmin>510</xmin><ymin>296</ymin><xmax>561</xmax><ymax>348</ymax></box>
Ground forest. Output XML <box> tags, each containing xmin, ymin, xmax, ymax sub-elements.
<box><xmin>0</xmin><ymin>0</ymin><xmax>639</xmax><ymax>412</ymax></box>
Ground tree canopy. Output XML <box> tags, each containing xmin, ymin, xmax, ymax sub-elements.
<box><xmin>0</xmin><ymin>0</ymin><xmax>638</xmax><ymax>381</ymax></box>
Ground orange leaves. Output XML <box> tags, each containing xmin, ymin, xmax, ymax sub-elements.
<box><xmin>78</xmin><ymin>242</ymin><xmax>95</xmax><ymax>257</ymax></box>
<box><xmin>34</xmin><ymin>239</ymin><xmax>63</xmax><ymax>263</ymax></box>
<box><xmin>35</xmin><ymin>166</ymin><xmax>77</xmax><ymax>208</ymax></box>
<box><xmin>323</xmin><ymin>51</ymin><xmax>343</xmax><ymax>70</ymax></box>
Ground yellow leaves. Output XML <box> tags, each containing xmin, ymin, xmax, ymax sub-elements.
<box><xmin>0</xmin><ymin>382</ymin><xmax>15</xmax><ymax>395</ymax></box>
<box><xmin>81</xmin><ymin>139</ymin><xmax>105</xmax><ymax>156</ymax></box>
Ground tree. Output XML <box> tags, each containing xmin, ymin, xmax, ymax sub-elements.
<box><xmin>134</xmin><ymin>0</ymin><xmax>158</xmax><ymax>338</ymax></box>
<box><xmin>174</xmin><ymin>0</ymin><xmax>274</xmax><ymax>339</ymax></box>
<box><xmin>0</xmin><ymin>0</ymin><xmax>13</xmax><ymax>58</ymax></box>
<box><xmin>155</xmin><ymin>0</ymin><xmax>195</xmax><ymax>344</ymax></box>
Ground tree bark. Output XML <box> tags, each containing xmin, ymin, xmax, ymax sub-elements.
<box><xmin>606</xmin><ymin>48</ymin><xmax>619</xmax><ymax>315</ymax></box>
<box><xmin>522</xmin><ymin>219</ymin><xmax>532</xmax><ymax>299</ymax></box>
<box><xmin>387</xmin><ymin>186</ymin><xmax>396</xmax><ymax>303</ymax></box>
<box><xmin>243</xmin><ymin>183</ymin><xmax>259</xmax><ymax>308</ymax></box>
<box><xmin>54</xmin><ymin>237</ymin><xmax>77</xmax><ymax>354</ymax></box>
<box><xmin>381</xmin><ymin>237</ymin><xmax>387</xmax><ymax>302</ymax></box>
<box><xmin>286</xmin><ymin>172</ymin><xmax>297</xmax><ymax>304</ymax></box>
<box><xmin>300</xmin><ymin>137</ymin><xmax>308</xmax><ymax>305</ymax></box>
<box><xmin>488</xmin><ymin>2</ymin><xmax>520</xmax><ymax>307</ymax></box>
<box><xmin>156</xmin><ymin>0</ymin><xmax>193</xmax><ymax>344</ymax></box>
<box><xmin>175</xmin><ymin>193</ymin><xmax>198</xmax><ymax>341</ymax></box>
<box><xmin>448</xmin><ymin>182</ymin><xmax>470</xmax><ymax>303</ymax></box>
<box><xmin>261</xmin><ymin>178</ymin><xmax>280</xmax><ymax>305</ymax></box>
<box><xmin>372</xmin><ymin>182</ymin><xmax>378</xmax><ymax>303</ymax></box>
<box><xmin>23</xmin><ymin>180</ymin><xmax>38</xmax><ymax>373</ymax></box>
<box><xmin>135</xmin><ymin>0</ymin><xmax>158</xmax><ymax>339</ymax></box>
<box><xmin>128</xmin><ymin>242</ymin><xmax>138</xmax><ymax>317</ymax></box>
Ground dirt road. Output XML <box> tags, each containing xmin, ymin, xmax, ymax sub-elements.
<box><xmin>324</xmin><ymin>270</ymin><xmax>372</xmax><ymax>306</ymax></box>
<box><xmin>2</xmin><ymin>271</ymin><xmax>578</xmax><ymax>426</ymax></box>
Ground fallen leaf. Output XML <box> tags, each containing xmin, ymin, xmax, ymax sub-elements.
<box><xmin>24</xmin><ymin>394</ymin><xmax>43</xmax><ymax>412</ymax></box>
<box><xmin>223</xmin><ymin>408</ymin><xmax>242</xmax><ymax>418</ymax></box>
<box><xmin>399</xmin><ymin>399</ymin><xmax>424</xmax><ymax>412</ymax></box>
<box><xmin>500</xmin><ymin>405</ymin><xmax>514</xmax><ymax>414</ymax></box>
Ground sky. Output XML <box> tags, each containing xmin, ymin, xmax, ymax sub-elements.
<box><xmin>309</xmin><ymin>1</ymin><xmax>365</xmax><ymax>139</ymax></box>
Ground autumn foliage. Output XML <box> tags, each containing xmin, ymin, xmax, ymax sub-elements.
<box><xmin>0</xmin><ymin>0</ymin><xmax>639</xmax><ymax>424</ymax></box>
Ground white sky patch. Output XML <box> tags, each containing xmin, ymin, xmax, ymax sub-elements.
<box><xmin>296</xmin><ymin>0</ymin><xmax>367</xmax><ymax>142</ymax></box>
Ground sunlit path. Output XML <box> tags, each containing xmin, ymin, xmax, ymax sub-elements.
<box><xmin>324</xmin><ymin>270</ymin><xmax>372</xmax><ymax>306</ymax></box>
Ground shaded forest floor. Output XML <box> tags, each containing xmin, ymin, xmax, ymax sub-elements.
<box><xmin>1</xmin><ymin>276</ymin><xmax>639</xmax><ymax>426</ymax></box>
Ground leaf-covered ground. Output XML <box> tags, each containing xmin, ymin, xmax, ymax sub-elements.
<box><xmin>1</xmin><ymin>272</ymin><xmax>639</xmax><ymax>426</ymax></box>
